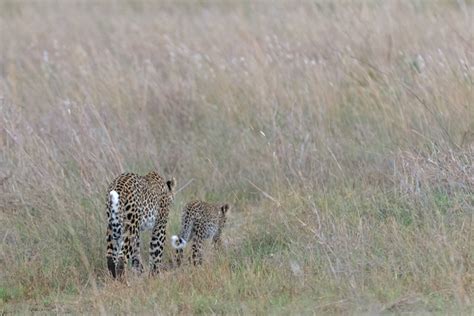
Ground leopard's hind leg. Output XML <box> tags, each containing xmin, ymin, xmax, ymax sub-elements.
<box><xmin>131</xmin><ymin>230</ymin><xmax>144</xmax><ymax>274</ymax></box>
<box><xmin>106</xmin><ymin>222</ymin><xmax>116</xmax><ymax>278</ymax></box>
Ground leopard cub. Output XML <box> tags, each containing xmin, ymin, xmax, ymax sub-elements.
<box><xmin>171</xmin><ymin>200</ymin><xmax>230</xmax><ymax>266</ymax></box>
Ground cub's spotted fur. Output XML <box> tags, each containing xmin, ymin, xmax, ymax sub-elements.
<box><xmin>171</xmin><ymin>200</ymin><xmax>230</xmax><ymax>266</ymax></box>
<box><xmin>106</xmin><ymin>171</ymin><xmax>176</xmax><ymax>278</ymax></box>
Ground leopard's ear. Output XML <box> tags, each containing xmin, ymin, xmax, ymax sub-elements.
<box><xmin>221</xmin><ymin>204</ymin><xmax>230</xmax><ymax>214</ymax></box>
<box><xmin>166</xmin><ymin>177</ymin><xmax>176</xmax><ymax>192</ymax></box>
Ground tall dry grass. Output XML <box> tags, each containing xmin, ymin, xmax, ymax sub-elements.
<box><xmin>0</xmin><ymin>1</ymin><xmax>473</xmax><ymax>313</ymax></box>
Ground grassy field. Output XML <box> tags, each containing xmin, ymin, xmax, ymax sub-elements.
<box><xmin>1</xmin><ymin>0</ymin><xmax>473</xmax><ymax>314</ymax></box>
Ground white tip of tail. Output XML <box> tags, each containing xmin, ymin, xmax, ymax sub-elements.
<box><xmin>109</xmin><ymin>190</ymin><xmax>119</xmax><ymax>213</ymax></box>
<box><xmin>171</xmin><ymin>235</ymin><xmax>186</xmax><ymax>249</ymax></box>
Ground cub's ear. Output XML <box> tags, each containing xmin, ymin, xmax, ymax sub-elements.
<box><xmin>221</xmin><ymin>204</ymin><xmax>230</xmax><ymax>214</ymax></box>
<box><xmin>166</xmin><ymin>177</ymin><xmax>176</xmax><ymax>192</ymax></box>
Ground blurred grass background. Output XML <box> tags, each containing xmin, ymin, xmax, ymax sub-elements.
<box><xmin>0</xmin><ymin>0</ymin><xmax>472</xmax><ymax>313</ymax></box>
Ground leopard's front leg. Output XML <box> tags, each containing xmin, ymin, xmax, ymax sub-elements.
<box><xmin>149</xmin><ymin>217</ymin><xmax>168</xmax><ymax>274</ymax></box>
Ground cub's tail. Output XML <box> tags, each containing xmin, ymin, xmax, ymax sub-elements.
<box><xmin>171</xmin><ymin>235</ymin><xmax>187</xmax><ymax>249</ymax></box>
